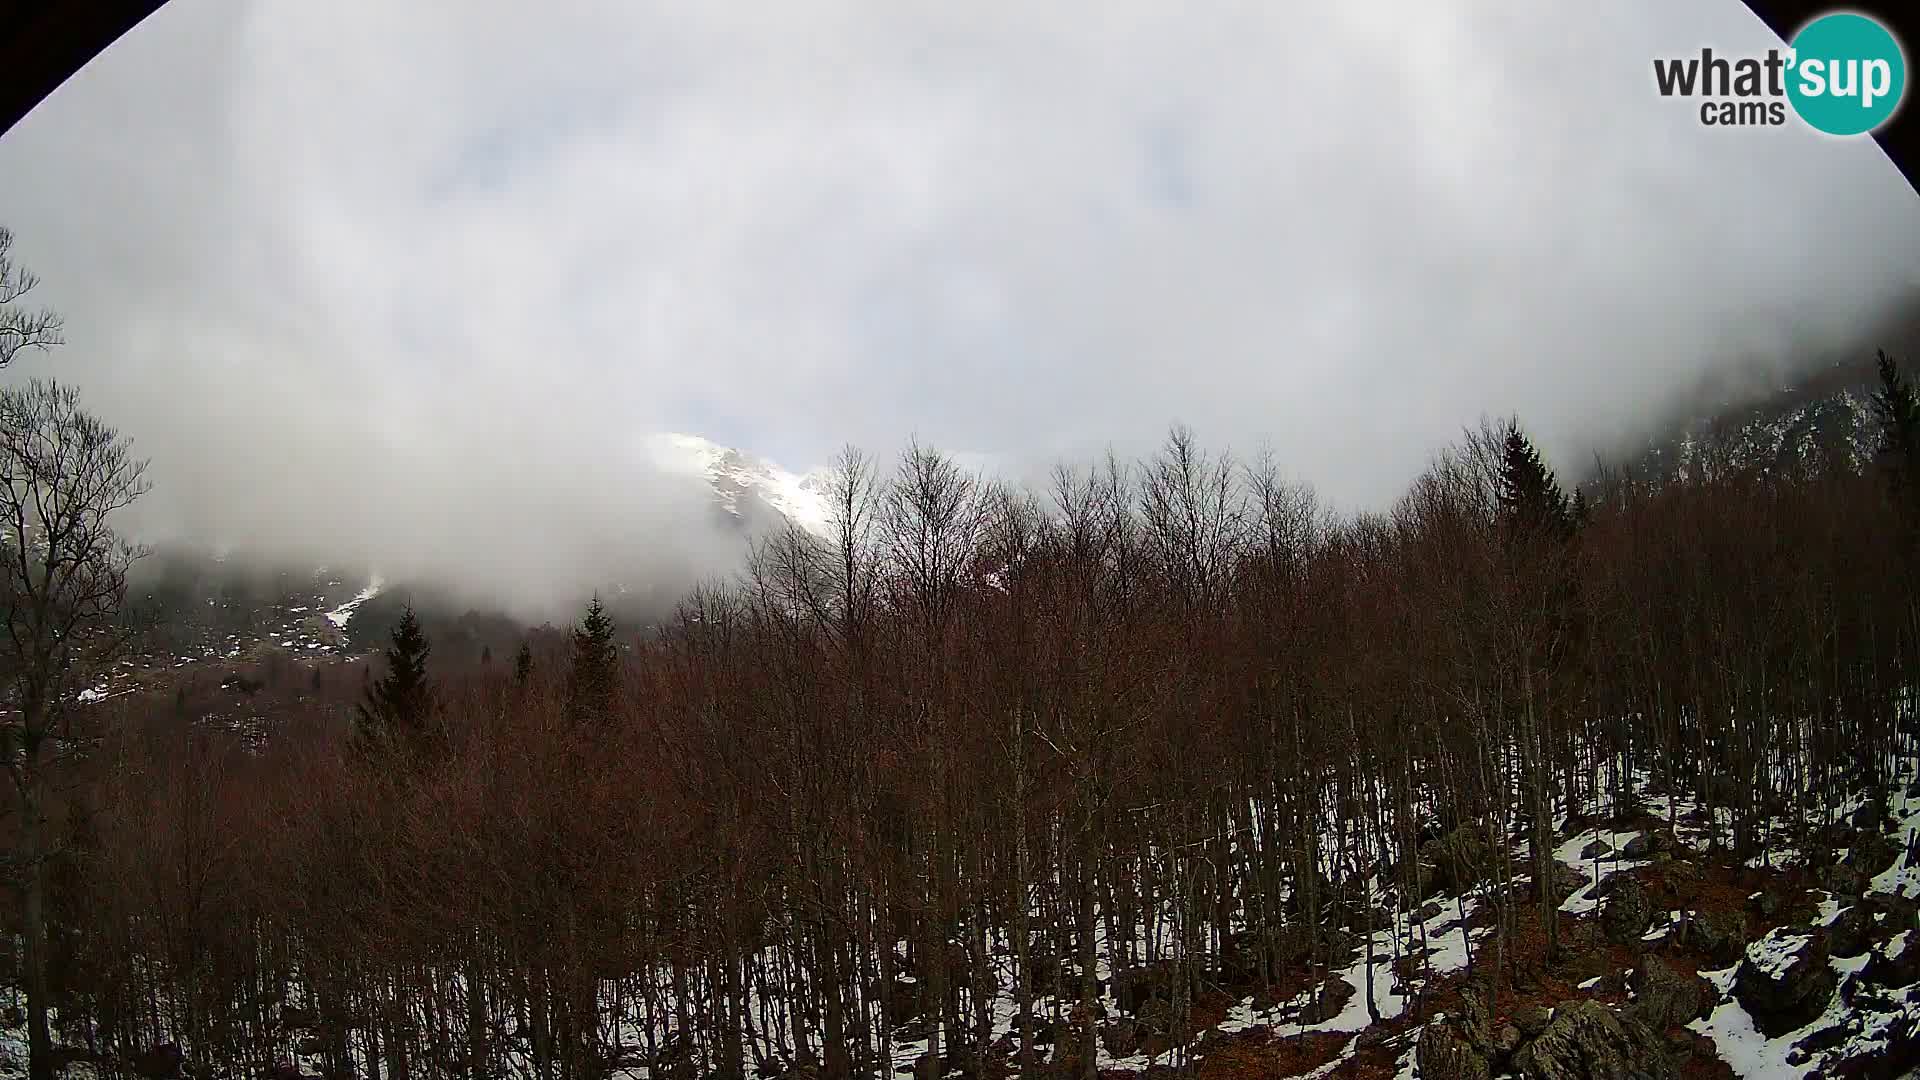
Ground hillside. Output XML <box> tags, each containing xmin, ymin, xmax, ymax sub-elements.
<box><xmin>12</xmin><ymin>404</ymin><xmax>1920</xmax><ymax>1080</ymax></box>
<box><xmin>1627</xmin><ymin>357</ymin><xmax>1882</xmax><ymax>486</ymax></box>
<box><xmin>1617</xmin><ymin>300</ymin><xmax>1920</xmax><ymax>486</ymax></box>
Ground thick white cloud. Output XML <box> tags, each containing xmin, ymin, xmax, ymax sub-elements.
<box><xmin>0</xmin><ymin>0</ymin><xmax>1915</xmax><ymax>608</ymax></box>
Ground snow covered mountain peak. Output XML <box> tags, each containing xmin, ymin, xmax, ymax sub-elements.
<box><xmin>644</xmin><ymin>432</ymin><xmax>833</xmax><ymax>539</ymax></box>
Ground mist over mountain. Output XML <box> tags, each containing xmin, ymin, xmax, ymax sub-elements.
<box><xmin>119</xmin><ymin>431</ymin><xmax>837</xmax><ymax>645</ymax></box>
<box><xmin>0</xmin><ymin>0</ymin><xmax>1904</xmax><ymax>622</ymax></box>
<box><xmin>0</xmin><ymin>0</ymin><xmax>1917</xmax><ymax>621</ymax></box>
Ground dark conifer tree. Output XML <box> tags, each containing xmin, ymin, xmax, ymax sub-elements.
<box><xmin>1498</xmin><ymin>421</ymin><xmax>1572</xmax><ymax>543</ymax></box>
<box><xmin>356</xmin><ymin>606</ymin><xmax>436</xmax><ymax>750</ymax></box>
<box><xmin>513</xmin><ymin>640</ymin><xmax>534</xmax><ymax>686</ymax></box>
<box><xmin>1494</xmin><ymin>420</ymin><xmax>1580</xmax><ymax>957</ymax></box>
<box><xmin>566</xmin><ymin>597</ymin><xmax>618</xmax><ymax>726</ymax></box>
<box><xmin>1871</xmin><ymin>350</ymin><xmax>1920</xmax><ymax>507</ymax></box>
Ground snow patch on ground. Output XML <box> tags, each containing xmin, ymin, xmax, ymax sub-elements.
<box><xmin>1745</xmin><ymin>928</ymin><xmax>1816</xmax><ymax>982</ymax></box>
<box><xmin>324</xmin><ymin>579</ymin><xmax>383</xmax><ymax>629</ymax></box>
<box><xmin>1871</xmin><ymin>779</ymin><xmax>1920</xmax><ymax>897</ymax></box>
<box><xmin>1691</xmin><ymin>949</ymin><xmax>1919</xmax><ymax>1079</ymax></box>
<box><xmin>1554</xmin><ymin>825</ymin><xmax>1652</xmax><ymax>916</ymax></box>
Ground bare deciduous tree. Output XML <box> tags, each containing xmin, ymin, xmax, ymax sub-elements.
<box><xmin>0</xmin><ymin>379</ymin><xmax>148</xmax><ymax>1080</ymax></box>
<box><xmin>0</xmin><ymin>229</ymin><xmax>62</xmax><ymax>369</ymax></box>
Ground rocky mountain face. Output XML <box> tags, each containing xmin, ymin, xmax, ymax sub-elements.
<box><xmin>1616</xmin><ymin>298</ymin><xmax>1920</xmax><ymax>487</ymax></box>
<box><xmin>1619</xmin><ymin>357</ymin><xmax>1885</xmax><ymax>487</ymax></box>
<box><xmin>644</xmin><ymin>431</ymin><xmax>833</xmax><ymax>540</ymax></box>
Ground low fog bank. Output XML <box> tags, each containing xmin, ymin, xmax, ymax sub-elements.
<box><xmin>48</xmin><ymin>260</ymin><xmax>1920</xmax><ymax>625</ymax></box>
<box><xmin>112</xmin><ymin>425</ymin><xmax>759</xmax><ymax>627</ymax></box>
<box><xmin>45</xmin><ymin>274</ymin><xmax>1920</xmax><ymax>628</ymax></box>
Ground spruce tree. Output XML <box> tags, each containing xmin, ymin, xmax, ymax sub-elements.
<box><xmin>1498</xmin><ymin>421</ymin><xmax>1573</xmax><ymax>544</ymax></box>
<box><xmin>357</xmin><ymin>606</ymin><xmax>436</xmax><ymax>751</ymax></box>
<box><xmin>1569</xmin><ymin>486</ymin><xmax>1592</xmax><ymax>532</ymax></box>
<box><xmin>566</xmin><ymin>596</ymin><xmax>619</xmax><ymax>726</ymax></box>
<box><xmin>1871</xmin><ymin>350</ymin><xmax>1920</xmax><ymax>501</ymax></box>
<box><xmin>1494</xmin><ymin>419</ymin><xmax>1579</xmax><ymax>959</ymax></box>
<box><xmin>513</xmin><ymin>640</ymin><xmax>533</xmax><ymax>686</ymax></box>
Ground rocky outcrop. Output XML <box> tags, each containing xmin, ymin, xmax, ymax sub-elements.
<box><xmin>1627</xmin><ymin>955</ymin><xmax>1714</xmax><ymax>1030</ymax></box>
<box><xmin>1514</xmin><ymin>1004</ymin><xmax>1552</xmax><ymax>1038</ymax></box>
<box><xmin>1820</xmin><ymin>862</ymin><xmax>1867</xmax><ymax>897</ymax></box>
<box><xmin>1658</xmin><ymin>860</ymin><xmax>1703</xmax><ymax>903</ymax></box>
<box><xmin>1827</xmin><ymin>904</ymin><xmax>1872</xmax><ymax>959</ymax></box>
<box><xmin>1509</xmin><ymin>1000</ymin><xmax>1677</xmax><ymax>1080</ymax></box>
<box><xmin>1678</xmin><ymin>909</ymin><xmax>1747</xmax><ymax>967</ymax></box>
<box><xmin>1862</xmin><ymin>932</ymin><xmax>1920</xmax><ymax>989</ymax></box>
<box><xmin>1454</xmin><ymin>987</ymin><xmax>1494</xmax><ymax>1052</ymax></box>
<box><xmin>1602</xmin><ymin>878</ymin><xmax>1653</xmax><ymax>944</ymax></box>
<box><xmin>1296</xmin><ymin>975</ymin><xmax>1355</xmax><ymax>1025</ymax></box>
<box><xmin>1733</xmin><ymin>929</ymin><xmax>1836</xmax><ymax>1037</ymax></box>
<box><xmin>1621</xmin><ymin>829</ymin><xmax>1677</xmax><ymax>860</ymax></box>
<box><xmin>1847</xmin><ymin>828</ymin><xmax>1900</xmax><ymax>876</ymax></box>
<box><xmin>1423</xmin><ymin>826</ymin><xmax>1495</xmax><ymax>894</ymax></box>
<box><xmin>1541</xmin><ymin>863</ymin><xmax>1590</xmax><ymax>905</ymax></box>
<box><xmin>1416</xmin><ymin>1022</ymin><xmax>1490</xmax><ymax>1080</ymax></box>
<box><xmin>1417</xmin><ymin>991</ymin><xmax>1692</xmax><ymax>1080</ymax></box>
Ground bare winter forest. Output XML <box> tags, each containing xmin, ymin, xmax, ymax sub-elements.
<box><xmin>12</xmin><ymin>323</ymin><xmax>1920</xmax><ymax>1078</ymax></box>
<box><xmin>6</xmin><ymin>0</ymin><xmax>1920</xmax><ymax>1073</ymax></box>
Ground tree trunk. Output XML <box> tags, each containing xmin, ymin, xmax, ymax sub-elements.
<box><xmin>22</xmin><ymin>759</ymin><xmax>52</xmax><ymax>1080</ymax></box>
<box><xmin>466</xmin><ymin>952</ymin><xmax>488</xmax><ymax>1080</ymax></box>
<box><xmin>1010</xmin><ymin>709</ymin><xmax>1036</xmax><ymax>1077</ymax></box>
<box><xmin>1078</xmin><ymin>820</ymin><xmax>1098</xmax><ymax>1080</ymax></box>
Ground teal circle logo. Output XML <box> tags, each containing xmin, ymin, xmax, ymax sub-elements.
<box><xmin>1786</xmin><ymin>13</ymin><xmax>1906</xmax><ymax>135</ymax></box>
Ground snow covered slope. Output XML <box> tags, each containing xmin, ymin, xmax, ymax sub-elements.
<box><xmin>644</xmin><ymin>432</ymin><xmax>833</xmax><ymax>539</ymax></box>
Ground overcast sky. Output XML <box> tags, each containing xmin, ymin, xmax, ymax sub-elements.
<box><xmin>0</xmin><ymin>0</ymin><xmax>1917</xmax><ymax>607</ymax></box>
